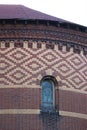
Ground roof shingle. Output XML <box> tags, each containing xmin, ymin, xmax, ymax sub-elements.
<box><xmin>0</xmin><ymin>4</ymin><xmax>68</xmax><ymax>23</ymax></box>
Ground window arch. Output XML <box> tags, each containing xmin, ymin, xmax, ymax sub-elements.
<box><xmin>41</xmin><ymin>76</ymin><xmax>56</xmax><ymax>113</ymax></box>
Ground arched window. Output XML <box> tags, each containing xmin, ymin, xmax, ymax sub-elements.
<box><xmin>41</xmin><ymin>77</ymin><xmax>55</xmax><ymax>112</ymax></box>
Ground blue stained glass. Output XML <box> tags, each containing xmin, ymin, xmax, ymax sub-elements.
<box><xmin>42</xmin><ymin>80</ymin><xmax>54</xmax><ymax>112</ymax></box>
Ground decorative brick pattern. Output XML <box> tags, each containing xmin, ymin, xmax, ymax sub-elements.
<box><xmin>0</xmin><ymin>42</ymin><xmax>87</xmax><ymax>94</ymax></box>
<box><xmin>0</xmin><ymin>27</ymin><xmax>87</xmax><ymax>46</ymax></box>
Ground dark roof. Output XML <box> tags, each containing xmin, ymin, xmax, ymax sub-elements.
<box><xmin>0</xmin><ymin>4</ymin><xmax>87</xmax><ymax>32</ymax></box>
<box><xmin>0</xmin><ymin>4</ymin><xmax>69</xmax><ymax>23</ymax></box>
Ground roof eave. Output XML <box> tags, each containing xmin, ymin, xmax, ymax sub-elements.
<box><xmin>0</xmin><ymin>18</ymin><xmax>87</xmax><ymax>33</ymax></box>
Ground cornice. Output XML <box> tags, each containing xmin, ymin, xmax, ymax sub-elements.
<box><xmin>0</xmin><ymin>28</ymin><xmax>87</xmax><ymax>45</ymax></box>
<box><xmin>0</xmin><ymin>26</ymin><xmax>87</xmax><ymax>55</ymax></box>
<box><xmin>0</xmin><ymin>39</ymin><xmax>87</xmax><ymax>56</ymax></box>
<box><xmin>0</xmin><ymin>19</ymin><xmax>87</xmax><ymax>33</ymax></box>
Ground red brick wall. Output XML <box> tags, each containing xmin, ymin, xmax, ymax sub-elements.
<box><xmin>56</xmin><ymin>90</ymin><xmax>87</xmax><ymax>114</ymax></box>
<box><xmin>0</xmin><ymin>114</ymin><xmax>87</xmax><ymax>130</ymax></box>
<box><xmin>0</xmin><ymin>88</ymin><xmax>41</xmax><ymax>109</ymax></box>
<box><xmin>0</xmin><ymin>23</ymin><xmax>87</xmax><ymax>130</ymax></box>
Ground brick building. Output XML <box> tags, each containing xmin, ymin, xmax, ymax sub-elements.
<box><xmin>0</xmin><ymin>5</ymin><xmax>87</xmax><ymax>130</ymax></box>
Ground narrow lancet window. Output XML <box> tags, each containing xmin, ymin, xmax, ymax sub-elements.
<box><xmin>41</xmin><ymin>78</ymin><xmax>55</xmax><ymax>112</ymax></box>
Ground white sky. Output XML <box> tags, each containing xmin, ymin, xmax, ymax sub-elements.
<box><xmin>0</xmin><ymin>0</ymin><xmax>87</xmax><ymax>27</ymax></box>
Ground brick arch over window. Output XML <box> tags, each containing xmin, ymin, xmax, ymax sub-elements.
<box><xmin>41</xmin><ymin>76</ymin><xmax>58</xmax><ymax>113</ymax></box>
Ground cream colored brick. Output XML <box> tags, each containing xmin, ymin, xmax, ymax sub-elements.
<box><xmin>23</xmin><ymin>41</ymin><xmax>28</xmax><ymax>48</ymax></box>
<box><xmin>33</xmin><ymin>42</ymin><xmax>37</xmax><ymax>48</ymax></box>
<box><xmin>10</xmin><ymin>41</ymin><xmax>14</xmax><ymax>47</ymax></box>
<box><xmin>1</xmin><ymin>41</ymin><xmax>5</xmax><ymax>48</ymax></box>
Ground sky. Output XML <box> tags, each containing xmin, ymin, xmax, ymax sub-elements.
<box><xmin>0</xmin><ymin>0</ymin><xmax>87</xmax><ymax>27</ymax></box>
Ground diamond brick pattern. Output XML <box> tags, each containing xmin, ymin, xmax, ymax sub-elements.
<box><xmin>53</xmin><ymin>60</ymin><xmax>75</xmax><ymax>78</ymax></box>
<box><xmin>0</xmin><ymin>44</ymin><xmax>87</xmax><ymax>93</ymax></box>
<box><xmin>25</xmin><ymin>58</ymin><xmax>46</xmax><ymax>74</ymax></box>
<box><xmin>0</xmin><ymin>59</ymin><xmax>10</xmax><ymax>70</ymax></box>
<box><xmin>67</xmin><ymin>54</ymin><xmax>86</xmax><ymax>69</ymax></box>
<box><xmin>10</xmin><ymin>50</ymin><xmax>27</xmax><ymax>60</ymax></box>
<box><xmin>10</xmin><ymin>69</ymin><xmax>26</xmax><ymax>80</ymax></box>
<box><xmin>39</xmin><ymin>50</ymin><xmax>61</xmax><ymax>64</ymax></box>
<box><xmin>68</xmin><ymin>72</ymin><xmax>85</xmax><ymax>89</ymax></box>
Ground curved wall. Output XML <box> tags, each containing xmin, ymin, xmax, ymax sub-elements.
<box><xmin>0</xmin><ymin>24</ymin><xmax>87</xmax><ymax>130</ymax></box>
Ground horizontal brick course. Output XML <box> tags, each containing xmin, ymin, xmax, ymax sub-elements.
<box><xmin>0</xmin><ymin>88</ymin><xmax>41</xmax><ymax>109</ymax></box>
<box><xmin>56</xmin><ymin>90</ymin><xmax>87</xmax><ymax>114</ymax></box>
<box><xmin>0</xmin><ymin>24</ymin><xmax>87</xmax><ymax>50</ymax></box>
<box><xmin>0</xmin><ymin>114</ymin><xmax>42</xmax><ymax>130</ymax></box>
<box><xmin>0</xmin><ymin>114</ymin><xmax>87</xmax><ymax>130</ymax></box>
<box><xmin>59</xmin><ymin>116</ymin><xmax>87</xmax><ymax>130</ymax></box>
<box><xmin>0</xmin><ymin>87</ymin><xmax>87</xmax><ymax>115</ymax></box>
